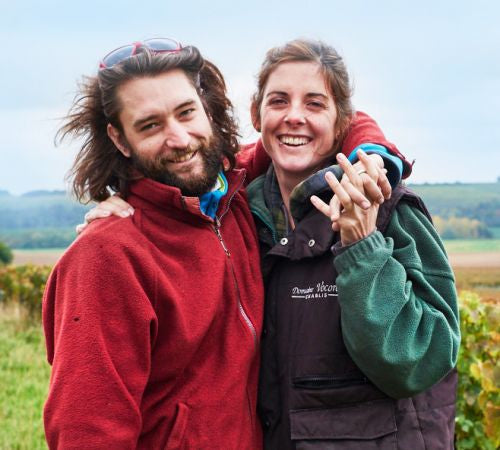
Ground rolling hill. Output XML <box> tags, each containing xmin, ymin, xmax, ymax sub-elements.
<box><xmin>0</xmin><ymin>181</ymin><xmax>498</xmax><ymax>248</ymax></box>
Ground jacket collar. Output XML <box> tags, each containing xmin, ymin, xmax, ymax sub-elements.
<box><xmin>247</xmin><ymin>174</ymin><xmax>277</xmax><ymax>245</ymax></box>
<box><xmin>247</xmin><ymin>166</ymin><xmax>339</xmax><ymax>256</ymax></box>
<box><xmin>126</xmin><ymin>169</ymin><xmax>246</xmax><ymax>221</ymax></box>
<box><xmin>247</xmin><ymin>162</ymin><xmax>344</xmax><ymax>235</ymax></box>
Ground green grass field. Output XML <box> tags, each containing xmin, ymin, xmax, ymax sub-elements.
<box><xmin>408</xmin><ymin>182</ymin><xmax>500</xmax><ymax>207</ymax></box>
<box><xmin>0</xmin><ymin>308</ymin><xmax>49</xmax><ymax>449</ymax></box>
<box><xmin>443</xmin><ymin>238</ymin><xmax>500</xmax><ymax>253</ymax></box>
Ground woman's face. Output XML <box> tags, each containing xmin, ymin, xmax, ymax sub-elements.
<box><xmin>256</xmin><ymin>61</ymin><xmax>338</xmax><ymax>183</ymax></box>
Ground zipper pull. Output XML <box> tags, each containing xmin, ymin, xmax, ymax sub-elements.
<box><xmin>213</xmin><ymin>219</ymin><xmax>230</xmax><ymax>256</ymax></box>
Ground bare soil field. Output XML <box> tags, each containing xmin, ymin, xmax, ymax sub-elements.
<box><xmin>13</xmin><ymin>249</ymin><xmax>500</xmax><ymax>268</ymax></box>
<box><xmin>448</xmin><ymin>252</ymin><xmax>500</xmax><ymax>268</ymax></box>
<box><xmin>13</xmin><ymin>249</ymin><xmax>65</xmax><ymax>266</ymax></box>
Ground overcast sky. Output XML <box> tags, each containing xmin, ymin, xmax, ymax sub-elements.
<box><xmin>1</xmin><ymin>0</ymin><xmax>499</xmax><ymax>195</ymax></box>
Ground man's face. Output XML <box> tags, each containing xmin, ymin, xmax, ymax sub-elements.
<box><xmin>108</xmin><ymin>70</ymin><xmax>223</xmax><ymax>196</ymax></box>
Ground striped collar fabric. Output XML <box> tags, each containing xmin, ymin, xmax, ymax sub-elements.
<box><xmin>198</xmin><ymin>171</ymin><xmax>228</xmax><ymax>219</ymax></box>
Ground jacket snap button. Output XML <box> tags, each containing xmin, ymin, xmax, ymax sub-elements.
<box><xmin>308</xmin><ymin>239</ymin><xmax>315</xmax><ymax>247</ymax></box>
<box><xmin>280</xmin><ymin>238</ymin><xmax>288</xmax><ymax>245</ymax></box>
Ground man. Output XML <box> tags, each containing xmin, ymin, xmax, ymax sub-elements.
<box><xmin>43</xmin><ymin>41</ymin><xmax>265</xmax><ymax>449</ymax></box>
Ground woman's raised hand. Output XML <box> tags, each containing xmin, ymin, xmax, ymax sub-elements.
<box><xmin>311</xmin><ymin>150</ymin><xmax>382</xmax><ymax>245</ymax></box>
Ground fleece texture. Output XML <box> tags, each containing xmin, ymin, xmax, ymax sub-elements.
<box><xmin>43</xmin><ymin>171</ymin><xmax>264</xmax><ymax>449</ymax></box>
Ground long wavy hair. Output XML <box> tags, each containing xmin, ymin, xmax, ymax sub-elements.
<box><xmin>57</xmin><ymin>46</ymin><xmax>240</xmax><ymax>202</ymax></box>
<box><xmin>251</xmin><ymin>39</ymin><xmax>353</xmax><ymax>154</ymax></box>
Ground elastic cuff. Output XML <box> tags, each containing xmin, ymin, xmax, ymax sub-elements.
<box><xmin>331</xmin><ymin>229</ymin><xmax>378</xmax><ymax>257</ymax></box>
<box><xmin>348</xmin><ymin>144</ymin><xmax>403</xmax><ymax>188</ymax></box>
<box><xmin>334</xmin><ymin>231</ymin><xmax>388</xmax><ymax>273</ymax></box>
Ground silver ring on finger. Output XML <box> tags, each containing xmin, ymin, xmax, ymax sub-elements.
<box><xmin>357</xmin><ymin>169</ymin><xmax>368</xmax><ymax>176</ymax></box>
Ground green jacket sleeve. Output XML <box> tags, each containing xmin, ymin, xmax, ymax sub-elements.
<box><xmin>333</xmin><ymin>202</ymin><xmax>460</xmax><ymax>398</ymax></box>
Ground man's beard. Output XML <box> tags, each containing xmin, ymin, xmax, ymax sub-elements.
<box><xmin>130</xmin><ymin>134</ymin><xmax>224</xmax><ymax>197</ymax></box>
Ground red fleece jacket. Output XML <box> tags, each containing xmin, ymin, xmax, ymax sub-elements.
<box><xmin>43</xmin><ymin>171</ymin><xmax>264</xmax><ymax>449</ymax></box>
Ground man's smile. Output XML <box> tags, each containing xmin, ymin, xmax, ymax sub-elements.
<box><xmin>165</xmin><ymin>149</ymin><xmax>199</xmax><ymax>164</ymax></box>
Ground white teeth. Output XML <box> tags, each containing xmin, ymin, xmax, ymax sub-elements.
<box><xmin>279</xmin><ymin>136</ymin><xmax>311</xmax><ymax>146</ymax></box>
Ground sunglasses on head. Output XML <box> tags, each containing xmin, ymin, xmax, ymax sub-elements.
<box><xmin>99</xmin><ymin>37</ymin><xmax>182</xmax><ymax>70</ymax></box>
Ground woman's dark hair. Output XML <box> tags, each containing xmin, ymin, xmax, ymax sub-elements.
<box><xmin>252</xmin><ymin>39</ymin><xmax>353</xmax><ymax>153</ymax></box>
<box><xmin>57</xmin><ymin>46</ymin><xmax>240</xmax><ymax>202</ymax></box>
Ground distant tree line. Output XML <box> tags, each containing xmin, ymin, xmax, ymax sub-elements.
<box><xmin>409</xmin><ymin>183</ymin><xmax>500</xmax><ymax>228</ymax></box>
<box><xmin>0</xmin><ymin>228</ymin><xmax>77</xmax><ymax>249</ymax></box>
<box><xmin>428</xmin><ymin>201</ymin><xmax>500</xmax><ymax>229</ymax></box>
<box><xmin>0</xmin><ymin>204</ymin><xmax>90</xmax><ymax>229</ymax></box>
<box><xmin>0</xmin><ymin>184</ymin><xmax>498</xmax><ymax>248</ymax></box>
<box><xmin>0</xmin><ymin>190</ymin><xmax>90</xmax><ymax>249</ymax></box>
<box><xmin>433</xmin><ymin>216</ymin><xmax>493</xmax><ymax>240</ymax></box>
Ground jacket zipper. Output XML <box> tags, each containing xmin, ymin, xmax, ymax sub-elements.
<box><xmin>292</xmin><ymin>375</ymin><xmax>368</xmax><ymax>390</ymax></box>
<box><xmin>211</xmin><ymin>175</ymin><xmax>258</xmax><ymax>346</ymax></box>
<box><xmin>213</xmin><ymin>219</ymin><xmax>230</xmax><ymax>256</ymax></box>
<box><xmin>230</xmin><ymin>259</ymin><xmax>258</xmax><ymax>345</ymax></box>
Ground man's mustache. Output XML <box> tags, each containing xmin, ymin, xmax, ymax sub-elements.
<box><xmin>158</xmin><ymin>140</ymin><xmax>207</xmax><ymax>164</ymax></box>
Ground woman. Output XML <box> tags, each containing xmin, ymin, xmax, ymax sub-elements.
<box><xmin>247</xmin><ymin>40</ymin><xmax>459</xmax><ymax>449</ymax></box>
<box><xmin>81</xmin><ymin>39</ymin><xmax>459</xmax><ymax>448</ymax></box>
